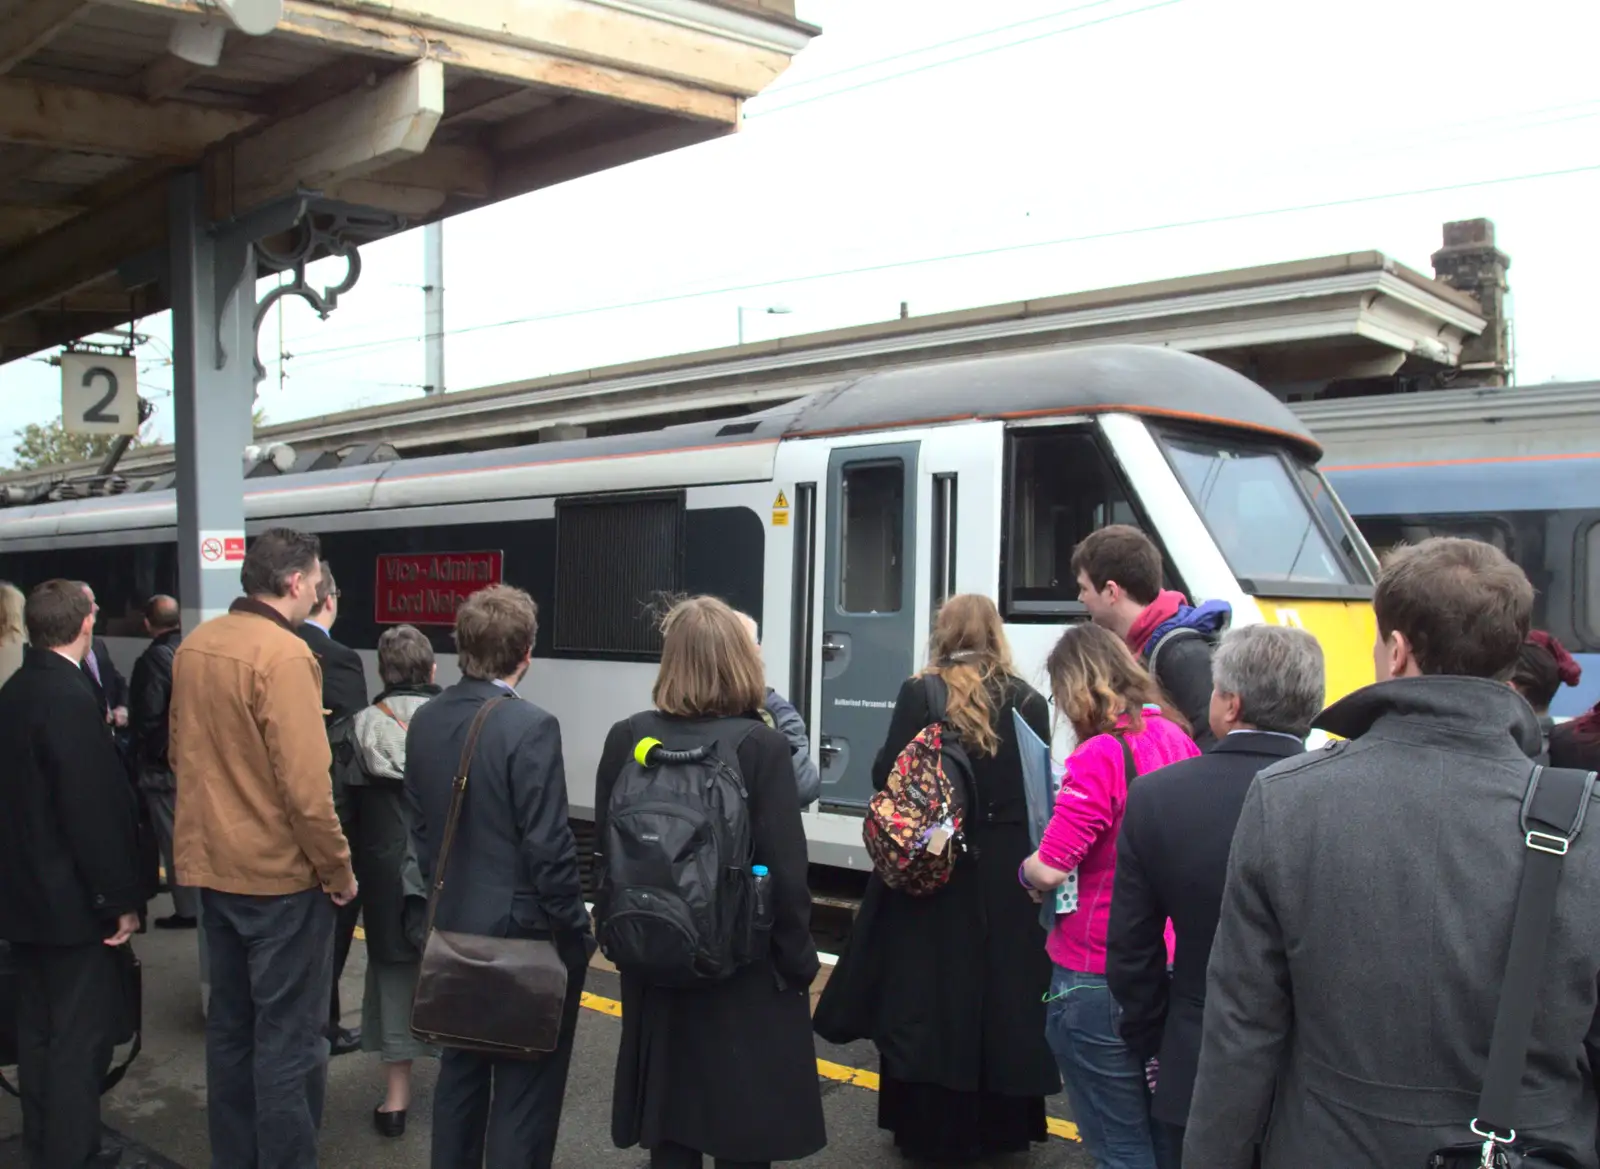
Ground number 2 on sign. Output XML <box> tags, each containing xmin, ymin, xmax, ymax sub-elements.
<box><xmin>80</xmin><ymin>367</ymin><xmax>119</xmax><ymax>425</ymax></box>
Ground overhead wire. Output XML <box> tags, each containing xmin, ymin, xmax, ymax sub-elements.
<box><xmin>751</xmin><ymin>0</ymin><xmax>1131</xmax><ymax>98</ymax></box>
<box><xmin>276</xmin><ymin>159</ymin><xmax>1600</xmax><ymax>375</ymax></box>
<box><xmin>745</xmin><ymin>0</ymin><xmax>1188</xmax><ymax>118</ymax></box>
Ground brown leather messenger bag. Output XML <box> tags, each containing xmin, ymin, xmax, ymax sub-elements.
<box><xmin>410</xmin><ymin>695</ymin><xmax>569</xmax><ymax>1058</ymax></box>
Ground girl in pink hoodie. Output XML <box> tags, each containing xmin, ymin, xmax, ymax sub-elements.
<box><xmin>1022</xmin><ymin>623</ymin><xmax>1198</xmax><ymax>1169</ymax></box>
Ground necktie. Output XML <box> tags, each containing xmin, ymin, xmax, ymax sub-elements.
<box><xmin>85</xmin><ymin>648</ymin><xmax>102</xmax><ymax>687</ymax></box>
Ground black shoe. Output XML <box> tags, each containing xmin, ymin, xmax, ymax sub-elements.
<box><xmin>373</xmin><ymin>1107</ymin><xmax>407</xmax><ymax>1138</ymax></box>
<box><xmin>154</xmin><ymin>915</ymin><xmax>197</xmax><ymax>930</ymax></box>
<box><xmin>330</xmin><ymin>1026</ymin><xmax>362</xmax><ymax>1057</ymax></box>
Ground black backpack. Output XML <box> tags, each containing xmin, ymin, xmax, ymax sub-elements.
<box><xmin>597</xmin><ymin>714</ymin><xmax>764</xmax><ymax>987</ymax></box>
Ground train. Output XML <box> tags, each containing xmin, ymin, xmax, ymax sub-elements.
<box><xmin>1303</xmin><ymin>380</ymin><xmax>1600</xmax><ymax>721</ymax></box>
<box><xmin>1325</xmin><ymin>455</ymin><xmax>1600</xmax><ymax>719</ymax></box>
<box><xmin>0</xmin><ymin>344</ymin><xmax>1381</xmax><ymax>876</ymax></box>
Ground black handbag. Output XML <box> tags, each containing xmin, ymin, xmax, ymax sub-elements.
<box><xmin>410</xmin><ymin>696</ymin><xmax>570</xmax><ymax>1059</ymax></box>
<box><xmin>1427</xmin><ymin>764</ymin><xmax>1598</xmax><ymax>1168</ymax></box>
<box><xmin>0</xmin><ymin>940</ymin><xmax>142</xmax><ymax>1097</ymax></box>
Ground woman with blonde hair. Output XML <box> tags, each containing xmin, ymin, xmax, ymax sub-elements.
<box><xmin>1021</xmin><ymin>622</ymin><xmax>1198</xmax><ymax>1169</ymax></box>
<box><xmin>0</xmin><ymin>582</ymin><xmax>25</xmax><ymax>689</ymax></box>
<box><xmin>815</xmin><ymin>593</ymin><xmax>1058</xmax><ymax>1162</ymax></box>
<box><xmin>594</xmin><ymin>595</ymin><xmax>825</xmax><ymax>1169</ymax></box>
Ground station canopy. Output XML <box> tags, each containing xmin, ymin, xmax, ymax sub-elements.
<box><xmin>0</xmin><ymin>0</ymin><xmax>817</xmax><ymax>365</ymax></box>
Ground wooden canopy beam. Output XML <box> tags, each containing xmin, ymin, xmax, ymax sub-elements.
<box><xmin>136</xmin><ymin>45</ymin><xmax>226</xmax><ymax>102</ymax></box>
<box><xmin>0</xmin><ymin>0</ymin><xmax>92</xmax><ymax>75</ymax></box>
<box><xmin>210</xmin><ymin>57</ymin><xmax>445</xmax><ymax>214</ymax></box>
<box><xmin>0</xmin><ymin>180</ymin><xmax>166</xmax><ymax>323</ymax></box>
<box><xmin>327</xmin><ymin>143</ymin><xmax>494</xmax><ymax>215</ymax></box>
<box><xmin>0</xmin><ymin>77</ymin><xmax>260</xmax><ymax>159</ymax></box>
<box><xmin>101</xmin><ymin>0</ymin><xmax>746</xmax><ymax>123</ymax></box>
<box><xmin>0</xmin><ymin>203</ymin><xmax>82</xmax><ymax>248</ymax></box>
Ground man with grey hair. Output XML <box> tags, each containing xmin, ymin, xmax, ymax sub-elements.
<box><xmin>1106</xmin><ymin>623</ymin><xmax>1324</xmax><ymax>1163</ymax></box>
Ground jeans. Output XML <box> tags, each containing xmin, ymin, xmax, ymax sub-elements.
<box><xmin>142</xmin><ymin>782</ymin><xmax>199</xmax><ymax>919</ymax></box>
<box><xmin>202</xmin><ymin>888</ymin><xmax>335</xmax><ymax>1169</ymax></box>
<box><xmin>1045</xmin><ymin>966</ymin><xmax>1171</xmax><ymax>1169</ymax></box>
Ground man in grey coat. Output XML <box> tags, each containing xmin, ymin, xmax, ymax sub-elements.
<box><xmin>1186</xmin><ymin>537</ymin><xmax>1600</xmax><ymax>1169</ymax></box>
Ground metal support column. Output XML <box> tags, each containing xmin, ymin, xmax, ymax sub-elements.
<box><xmin>169</xmin><ymin>173</ymin><xmax>253</xmax><ymax>634</ymax></box>
<box><xmin>423</xmin><ymin>220</ymin><xmax>445</xmax><ymax>394</ymax></box>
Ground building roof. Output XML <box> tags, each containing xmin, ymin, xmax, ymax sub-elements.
<box><xmin>0</xmin><ymin>239</ymin><xmax>1488</xmax><ymax>493</ymax></box>
<box><xmin>0</xmin><ymin>0</ymin><xmax>817</xmax><ymax>364</ymax></box>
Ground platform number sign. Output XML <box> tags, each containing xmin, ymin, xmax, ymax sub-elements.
<box><xmin>61</xmin><ymin>352</ymin><xmax>139</xmax><ymax>436</ymax></box>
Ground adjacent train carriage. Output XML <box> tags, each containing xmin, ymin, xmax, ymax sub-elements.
<box><xmin>0</xmin><ymin>344</ymin><xmax>1379</xmax><ymax>874</ymax></box>
<box><xmin>1327</xmin><ymin>453</ymin><xmax>1600</xmax><ymax>719</ymax></box>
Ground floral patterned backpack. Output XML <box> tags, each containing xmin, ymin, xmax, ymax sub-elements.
<box><xmin>863</xmin><ymin>674</ymin><xmax>975</xmax><ymax>896</ymax></box>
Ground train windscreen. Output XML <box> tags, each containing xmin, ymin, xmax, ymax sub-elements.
<box><xmin>1160</xmin><ymin>433</ymin><xmax>1370</xmax><ymax>589</ymax></box>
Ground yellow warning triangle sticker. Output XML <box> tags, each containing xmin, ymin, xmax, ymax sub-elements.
<box><xmin>774</xmin><ymin>490</ymin><xmax>789</xmax><ymax>509</ymax></box>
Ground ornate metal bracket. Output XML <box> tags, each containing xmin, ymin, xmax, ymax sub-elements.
<box><xmin>208</xmin><ymin>195</ymin><xmax>403</xmax><ymax>385</ymax></box>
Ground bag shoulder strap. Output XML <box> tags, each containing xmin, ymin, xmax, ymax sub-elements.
<box><xmin>923</xmin><ymin>672</ymin><xmax>951</xmax><ymax>725</ymax></box>
<box><xmin>1146</xmin><ymin>625</ymin><xmax>1208</xmax><ymax>679</ymax></box>
<box><xmin>422</xmin><ymin>695</ymin><xmax>512</xmax><ymax>937</ymax></box>
<box><xmin>375</xmin><ymin>700</ymin><xmax>409</xmax><ymax>731</ymax></box>
<box><xmin>1476</xmin><ymin>764</ymin><xmax>1598</xmax><ymax>1137</ymax></box>
<box><xmin>1115</xmin><ymin>732</ymin><xmax>1138</xmax><ymax>787</ymax></box>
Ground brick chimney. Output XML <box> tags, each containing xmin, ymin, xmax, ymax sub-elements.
<box><xmin>1430</xmin><ymin>218</ymin><xmax>1512</xmax><ymax>387</ymax></box>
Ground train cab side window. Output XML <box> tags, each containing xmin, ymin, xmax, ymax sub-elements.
<box><xmin>553</xmin><ymin>494</ymin><xmax>684</xmax><ymax>658</ymax></box>
<box><xmin>839</xmin><ymin>461</ymin><xmax>903</xmax><ymax>614</ymax></box>
<box><xmin>1005</xmin><ymin>429</ymin><xmax>1137</xmax><ymax>617</ymax></box>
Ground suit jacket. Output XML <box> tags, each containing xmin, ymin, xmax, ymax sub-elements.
<box><xmin>0</xmin><ymin>648</ymin><xmax>143</xmax><ymax>945</ymax></box>
<box><xmin>1106</xmin><ymin>730</ymin><xmax>1306</xmax><ymax>1127</ymax></box>
<box><xmin>1186</xmin><ymin>678</ymin><xmax>1600</xmax><ymax>1169</ymax></box>
<box><xmin>403</xmin><ymin>678</ymin><xmax>589</xmax><ymax>938</ymax></box>
<box><xmin>81</xmin><ymin>635</ymin><xmax>129</xmax><ymax>717</ymax></box>
<box><xmin>130</xmin><ymin>629</ymin><xmax>182</xmax><ymax>771</ymax></box>
<box><xmin>296</xmin><ymin>622</ymin><xmax>368</xmax><ymax>723</ymax></box>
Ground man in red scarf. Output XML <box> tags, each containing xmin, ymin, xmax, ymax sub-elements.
<box><xmin>1071</xmin><ymin>525</ymin><xmax>1231</xmax><ymax>749</ymax></box>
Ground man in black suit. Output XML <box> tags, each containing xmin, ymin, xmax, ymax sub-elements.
<box><xmin>1106</xmin><ymin>623</ymin><xmax>1325</xmax><ymax>1165</ymax></box>
<box><xmin>295</xmin><ymin>561</ymin><xmax>370</xmax><ymax>1056</ymax></box>
<box><xmin>130</xmin><ymin>594</ymin><xmax>196</xmax><ymax>929</ymax></box>
<box><xmin>405</xmin><ymin>585</ymin><xmax>591</xmax><ymax>1169</ymax></box>
<box><xmin>296</xmin><ymin>562</ymin><xmax>369</xmax><ymax>722</ymax></box>
<box><xmin>0</xmin><ymin>580</ymin><xmax>143</xmax><ymax>1169</ymax></box>
<box><xmin>78</xmin><ymin>583</ymin><xmax>129</xmax><ymax>729</ymax></box>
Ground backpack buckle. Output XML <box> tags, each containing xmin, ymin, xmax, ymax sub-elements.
<box><xmin>1525</xmin><ymin>830</ymin><xmax>1569</xmax><ymax>856</ymax></box>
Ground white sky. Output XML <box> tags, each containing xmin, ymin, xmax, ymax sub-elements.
<box><xmin>2</xmin><ymin>0</ymin><xmax>1597</xmax><ymax>461</ymax></box>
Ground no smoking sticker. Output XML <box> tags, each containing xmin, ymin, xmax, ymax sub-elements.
<box><xmin>199</xmin><ymin>531</ymin><xmax>246</xmax><ymax>570</ymax></box>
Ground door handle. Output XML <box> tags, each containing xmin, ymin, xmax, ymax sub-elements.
<box><xmin>819</xmin><ymin>738</ymin><xmax>842</xmax><ymax>761</ymax></box>
<box><xmin>822</xmin><ymin>639</ymin><xmax>846</xmax><ymax>660</ymax></box>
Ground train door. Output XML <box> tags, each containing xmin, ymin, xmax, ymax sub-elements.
<box><xmin>817</xmin><ymin>442</ymin><xmax>920</xmax><ymax>807</ymax></box>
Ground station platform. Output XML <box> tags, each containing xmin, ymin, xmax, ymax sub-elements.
<box><xmin>0</xmin><ymin>891</ymin><xmax>1092</xmax><ymax>1168</ymax></box>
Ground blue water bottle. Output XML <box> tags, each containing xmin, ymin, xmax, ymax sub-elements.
<box><xmin>751</xmin><ymin>864</ymin><xmax>772</xmax><ymax>928</ymax></box>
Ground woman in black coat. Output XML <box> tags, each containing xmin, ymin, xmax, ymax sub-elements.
<box><xmin>814</xmin><ymin>594</ymin><xmax>1059</xmax><ymax>1162</ymax></box>
<box><xmin>594</xmin><ymin>595</ymin><xmax>826</xmax><ymax>1169</ymax></box>
<box><xmin>344</xmin><ymin>625</ymin><xmax>442</xmax><ymax>1137</ymax></box>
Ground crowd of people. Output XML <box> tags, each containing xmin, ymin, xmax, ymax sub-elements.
<box><xmin>1</xmin><ymin>520</ymin><xmax>1600</xmax><ymax>1169</ymax></box>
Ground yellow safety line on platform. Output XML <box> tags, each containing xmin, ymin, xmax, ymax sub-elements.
<box><xmin>579</xmin><ymin>992</ymin><xmax>1080</xmax><ymax>1143</ymax></box>
<box><xmin>580</xmin><ymin>991</ymin><xmax>622</xmax><ymax>1017</ymax></box>
<box><xmin>350</xmin><ymin>929</ymin><xmax>1078</xmax><ymax>1142</ymax></box>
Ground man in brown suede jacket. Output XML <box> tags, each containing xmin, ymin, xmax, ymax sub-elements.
<box><xmin>170</xmin><ymin>527</ymin><xmax>357</xmax><ymax>1169</ymax></box>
